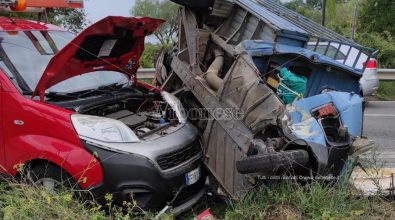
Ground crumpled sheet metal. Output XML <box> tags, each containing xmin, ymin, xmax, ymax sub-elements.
<box><xmin>292</xmin><ymin>92</ymin><xmax>363</xmax><ymax>137</ymax></box>
<box><xmin>285</xmin><ymin>105</ymin><xmax>326</xmax><ymax>147</ymax></box>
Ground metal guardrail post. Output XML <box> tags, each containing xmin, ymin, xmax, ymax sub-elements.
<box><xmin>136</xmin><ymin>68</ymin><xmax>156</xmax><ymax>79</ymax></box>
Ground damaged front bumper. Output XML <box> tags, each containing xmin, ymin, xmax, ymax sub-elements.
<box><xmin>82</xmin><ymin>123</ymin><xmax>207</xmax><ymax>215</ymax></box>
<box><xmin>85</xmin><ymin>141</ymin><xmax>207</xmax><ymax>214</ymax></box>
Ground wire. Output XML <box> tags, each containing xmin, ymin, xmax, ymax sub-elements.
<box><xmin>136</xmin><ymin>99</ymin><xmax>148</xmax><ymax>113</ymax></box>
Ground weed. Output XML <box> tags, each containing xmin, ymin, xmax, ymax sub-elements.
<box><xmin>376</xmin><ymin>81</ymin><xmax>395</xmax><ymax>101</ymax></box>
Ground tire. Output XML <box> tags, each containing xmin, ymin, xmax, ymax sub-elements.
<box><xmin>27</xmin><ymin>164</ymin><xmax>78</xmax><ymax>193</ymax></box>
<box><xmin>236</xmin><ymin>150</ymin><xmax>310</xmax><ymax>174</ymax></box>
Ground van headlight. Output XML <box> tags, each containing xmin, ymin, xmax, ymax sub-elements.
<box><xmin>71</xmin><ymin>114</ymin><xmax>140</xmax><ymax>143</ymax></box>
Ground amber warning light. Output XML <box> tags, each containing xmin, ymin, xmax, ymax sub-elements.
<box><xmin>0</xmin><ymin>0</ymin><xmax>83</xmax><ymax>12</ymax></box>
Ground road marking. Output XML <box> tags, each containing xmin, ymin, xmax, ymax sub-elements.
<box><xmin>367</xmin><ymin>101</ymin><xmax>395</xmax><ymax>103</ymax></box>
<box><xmin>365</xmin><ymin>114</ymin><xmax>395</xmax><ymax>117</ymax></box>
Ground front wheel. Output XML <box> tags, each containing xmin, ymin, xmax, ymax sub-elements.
<box><xmin>27</xmin><ymin>164</ymin><xmax>78</xmax><ymax>193</ymax></box>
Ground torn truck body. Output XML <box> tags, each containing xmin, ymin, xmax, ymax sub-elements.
<box><xmin>155</xmin><ymin>0</ymin><xmax>376</xmax><ymax>198</ymax></box>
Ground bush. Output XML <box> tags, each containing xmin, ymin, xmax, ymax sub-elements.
<box><xmin>356</xmin><ymin>31</ymin><xmax>395</xmax><ymax>68</ymax></box>
<box><xmin>140</xmin><ymin>44</ymin><xmax>161</xmax><ymax>68</ymax></box>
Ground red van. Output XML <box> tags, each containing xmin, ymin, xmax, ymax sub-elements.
<box><xmin>0</xmin><ymin>16</ymin><xmax>205</xmax><ymax>214</ymax></box>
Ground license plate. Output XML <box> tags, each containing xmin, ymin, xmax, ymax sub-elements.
<box><xmin>185</xmin><ymin>166</ymin><xmax>201</xmax><ymax>186</ymax></box>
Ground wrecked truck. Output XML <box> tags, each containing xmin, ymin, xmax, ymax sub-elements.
<box><xmin>154</xmin><ymin>0</ymin><xmax>376</xmax><ymax>198</ymax></box>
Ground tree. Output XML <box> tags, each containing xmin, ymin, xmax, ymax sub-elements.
<box><xmin>131</xmin><ymin>0</ymin><xmax>178</xmax><ymax>46</ymax></box>
<box><xmin>50</xmin><ymin>9</ymin><xmax>88</xmax><ymax>33</ymax></box>
<box><xmin>306</xmin><ymin>0</ymin><xmax>321</xmax><ymax>8</ymax></box>
<box><xmin>357</xmin><ymin>0</ymin><xmax>395</xmax><ymax>67</ymax></box>
<box><xmin>140</xmin><ymin>43</ymin><xmax>161</xmax><ymax>68</ymax></box>
<box><xmin>2</xmin><ymin>8</ymin><xmax>87</xmax><ymax>33</ymax></box>
<box><xmin>359</xmin><ymin>0</ymin><xmax>395</xmax><ymax>36</ymax></box>
<box><xmin>282</xmin><ymin>0</ymin><xmax>353</xmax><ymax>37</ymax></box>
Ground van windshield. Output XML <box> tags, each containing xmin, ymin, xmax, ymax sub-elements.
<box><xmin>0</xmin><ymin>31</ymin><xmax>129</xmax><ymax>93</ymax></box>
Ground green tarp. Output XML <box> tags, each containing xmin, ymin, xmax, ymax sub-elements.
<box><xmin>278</xmin><ymin>67</ymin><xmax>307</xmax><ymax>104</ymax></box>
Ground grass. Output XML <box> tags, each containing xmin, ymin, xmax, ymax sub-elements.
<box><xmin>0</xmin><ymin>182</ymin><xmax>105</xmax><ymax>220</ymax></box>
<box><xmin>376</xmin><ymin>81</ymin><xmax>395</xmax><ymax>100</ymax></box>
<box><xmin>223</xmin><ymin>148</ymin><xmax>393</xmax><ymax>220</ymax></box>
<box><xmin>224</xmin><ymin>180</ymin><xmax>394</xmax><ymax>220</ymax></box>
<box><xmin>0</xmin><ymin>178</ymin><xmax>161</xmax><ymax>220</ymax></box>
<box><xmin>0</xmin><ymin>176</ymin><xmax>393</xmax><ymax>220</ymax></box>
<box><xmin>0</xmin><ymin>151</ymin><xmax>393</xmax><ymax>219</ymax></box>
<box><xmin>1</xmin><ymin>179</ymin><xmax>393</xmax><ymax>220</ymax></box>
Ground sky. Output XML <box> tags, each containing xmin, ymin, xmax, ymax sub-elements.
<box><xmin>84</xmin><ymin>0</ymin><xmax>136</xmax><ymax>24</ymax></box>
<box><xmin>83</xmin><ymin>0</ymin><xmax>291</xmax><ymax>23</ymax></box>
<box><xmin>83</xmin><ymin>0</ymin><xmax>158</xmax><ymax>42</ymax></box>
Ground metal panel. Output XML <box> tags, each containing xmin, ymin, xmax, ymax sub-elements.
<box><xmin>257</xmin><ymin>0</ymin><xmax>352</xmax><ymax>44</ymax></box>
<box><xmin>236</xmin><ymin>0</ymin><xmax>308</xmax><ymax>35</ymax></box>
<box><xmin>216</xmin><ymin>1</ymin><xmax>310</xmax><ymax>47</ymax></box>
<box><xmin>205</xmin><ymin>120</ymin><xmax>252</xmax><ymax>197</ymax></box>
<box><xmin>219</xmin><ymin>55</ymin><xmax>284</xmax><ymax>134</ymax></box>
<box><xmin>216</xmin><ymin>7</ymin><xmax>248</xmax><ymax>39</ymax></box>
<box><xmin>211</xmin><ymin>0</ymin><xmax>234</xmax><ymax>18</ymax></box>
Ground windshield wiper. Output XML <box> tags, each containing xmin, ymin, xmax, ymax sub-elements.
<box><xmin>23</xmin><ymin>91</ymin><xmax>78</xmax><ymax>99</ymax></box>
<box><xmin>99</xmin><ymin>82</ymin><xmax>130</xmax><ymax>91</ymax></box>
<box><xmin>75</xmin><ymin>89</ymin><xmax>116</xmax><ymax>98</ymax></box>
<box><xmin>72</xmin><ymin>82</ymin><xmax>131</xmax><ymax>98</ymax></box>
<box><xmin>23</xmin><ymin>82</ymin><xmax>130</xmax><ymax>100</ymax></box>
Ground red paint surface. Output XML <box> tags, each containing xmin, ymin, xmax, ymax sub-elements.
<box><xmin>0</xmin><ymin>16</ymin><xmax>163</xmax><ymax>189</ymax></box>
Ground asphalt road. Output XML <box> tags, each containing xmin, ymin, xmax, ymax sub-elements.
<box><xmin>364</xmin><ymin>101</ymin><xmax>395</xmax><ymax>167</ymax></box>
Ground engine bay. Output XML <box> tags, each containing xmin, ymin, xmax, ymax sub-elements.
<box><xmin>81</xmin><ymin>97</ymin><xmax>181</xmax><ymax>138</ymax></box>
<box><xmin>51</xmin><ymin>88</ymin><xmax>183</xmax><ymax>139</ymax></box>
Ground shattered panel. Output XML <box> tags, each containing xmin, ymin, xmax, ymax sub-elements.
<box><xmin>219</xmin><ymin>55</ymin><xmax>284</xmax><ymax>134</ymax></box>
<box><xmin>205</xmin><ymin>121</ymin><xmax>252</xmax><ymax>197</ymax></box>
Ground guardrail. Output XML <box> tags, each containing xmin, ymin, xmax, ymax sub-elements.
<box><xmin>136</xmin><ymin>68</ymin><xmax>155</xmax><ymax>79</ymax></box>
<box><xmin>137</xmin><ymin>68</ymin><xmax>395</xmax><ymax>80</ymax></box>
<box><xmin>378</xmin><ymin>69</ymin><xmax>395</xmax><ymax>81</ymax></box>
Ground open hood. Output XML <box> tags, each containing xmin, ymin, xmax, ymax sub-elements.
<box><xmin>33</xmin><ymin>16</ymin><xmax>164</xmax><ymax>100</ymax></box>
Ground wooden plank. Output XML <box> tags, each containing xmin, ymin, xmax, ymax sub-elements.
<box><xmin>224</xmin><ymin>136</ymin><xmax>236</xmax><ymax>192</ymax></box>
<box><xmin>215</xmin><ymin>126</ymin><xmax>226</xmax><ymax>182</ymax></box>
<box><xmin>206</xmin><ymin>122</ymin><xmax>218</xmax><ymax>169</ymax></box>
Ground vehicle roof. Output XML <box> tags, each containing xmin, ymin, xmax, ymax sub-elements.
<box><xmin>238</xmin><ymin>40</ymin><xmax>363</xmax><ymax>76</ymax></box>
<box><xmin>236</xmin><ymin>0</ymin><xmax>308</xmax><ymax>36</ymax></box>
<box><xmin>255</xmin><ymin>0</ymin><xmax>356</xmax><ymax>46</ymax></box>
<box><xmin>0</xmin><ymin>17</ymin><xmax>64</xmax><ymax>31</ymax></box>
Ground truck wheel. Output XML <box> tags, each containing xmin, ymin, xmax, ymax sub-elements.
<box><xmin>27</xmin><ymin>164</ymin><xmax>77</xmax><ymax>193</ymax></box>
<box><xmin>236</xmin><ymin>150</ymin><xmax>310</xmax><ymax>174</ymax></box>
